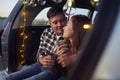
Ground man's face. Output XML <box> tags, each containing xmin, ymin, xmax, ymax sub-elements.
<box><xmin>49</xmin><ymin>13</ymin><xmax>67</xmax><ymax>36</ymax></box>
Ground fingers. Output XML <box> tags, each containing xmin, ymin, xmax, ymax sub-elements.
<box><xmin>57</xmin><ymin>47</ymin><xmax>70</xmax><ymax>55</ymax></box>
<box><xmin>39</xmin><ymin>56</ymin><xmax>55</xmax><ymax>68</ymax></box>
<box><xmin>57</xmin><ymin>54</ymin><xmax>68</xmax><ymax>67</ymax></box>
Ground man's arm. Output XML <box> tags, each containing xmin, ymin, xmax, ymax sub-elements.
<box><xmin>36</xmin><ymin>28</ymin><xmax>55</xmax><ymax>68</ymax></box>
<box><xmin>36</xmin><ymin>29</ymin><xmax>46</xmax><ymax>59</ymax></box>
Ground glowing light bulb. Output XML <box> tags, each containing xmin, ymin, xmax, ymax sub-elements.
<box><xmin>23</xmin><ymin>0</ymin><xmax>28</xmax><ymax>5</ymax></box>
<box><xmin>20</xmin><ymin>50</ymin><xmax>23</xmax><ymax>53</ymax></box>
<box><xmin>24</xmin><ymin>35</ymin><xmax>28</xmax><ymax>39</ymax></box>
<box><xmin>22</xmin><ymin>11</ymin><xmax>26</xmax><ymax>16</ymax></box>
<box><xmin>20</xmin><ymin>33</ymin><xmax>24</xmax><ymax>36</ymax></box>
<box><xmin>21</xmin><ymin>54</ymin><xmax>24</xmax><ymax>58</ymax></box>
<box><xmin>83</xmin><ymin>24</ymin><xmax>91</xmax><ymax>30</ymax></box>
<box><xmin>22</xmin><ymin>44</ymin><xmax>25</xmax><ymax>47</ymax></box>
<box><xmin>67</xmin><ymin>0</ymin><xmax>74</xmax><ymax>7</ymax></box>
<box><xmin>93</xmin><ymin>0</ymin><xmax>99</xmax><ymax>3</ymax></box>
<box><xmin>91</xmin><ymin>0</ymin><xmax>99</xmax><ymax>6</ymax></box>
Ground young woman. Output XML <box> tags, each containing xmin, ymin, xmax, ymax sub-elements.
<box><xmin>56</xmin><ymin>15</ymin><xmax>91</xmax><ymax>78</ymax></box>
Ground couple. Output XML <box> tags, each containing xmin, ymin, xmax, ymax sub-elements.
<box><xmin>6</xmin><ymin>7</ymin><xmax>91</xmax><ymax>80</ymax></box>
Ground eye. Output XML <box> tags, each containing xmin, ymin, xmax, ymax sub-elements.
<box><xmin>53</xmin><ymin>21</ymin><xmax>57</xmax><ymax>25</ymax></box>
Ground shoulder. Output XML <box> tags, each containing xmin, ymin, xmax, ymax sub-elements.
<box><xmin>43</xmin><ymin>28</ymin><xmax>54</xmax><ymax>34</ymax></box>
<box><xmin>44</xmin><ymin>28</ymin><xmax>53</xmax><ymax>32</ymax></box>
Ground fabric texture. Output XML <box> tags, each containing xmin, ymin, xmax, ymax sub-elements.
<box><xmin>37</xmin><ymin>28</ymin><xmax>63</xmax><ymax>58</ymax></box>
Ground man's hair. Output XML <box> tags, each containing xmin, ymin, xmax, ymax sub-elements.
<box><xmin>47</xmin><ymin>7</ymin><xmax>65</xmax><ymax>19</ymax></box>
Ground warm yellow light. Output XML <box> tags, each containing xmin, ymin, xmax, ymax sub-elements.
<box><xmin>22</xmin><ymin>44</ymin><xmax>25</xmax><ymax>47</ymax></box>
<box><xmin>22</xmin><ymin>0</ymin><xmax>28</xmax><ymax>5</ymax></box>
<box><xmin>83</xmin><ymin>24</ymin><xmax>91</xmax><ymax>29</ymax></box>
<box><xmin>20</xmin><ymin>61</ymin><xmax>25</xmax><ymax>65</ymax></box>
<box><xmin>67</xmin><ymin>0</ymin><xmax>74</xmax><ymax>7</ymax></box>
<box><xmin>24</xmin><ymin>35</ymin><xmax>28</xmax><ymax>39</ymax></box>
<box><xmin>91</xmin><ymin>0</ymin><xmax>99</xmax><ymax>6</ymax></box>
<box><xmin>20</xmin><ymin>50</ymin><xmax>23</xmax><ymax>53</ymax></box>
<box><xmin>22</xmin><ymin>11</ymin><xmax>27</xmax><ymax>16</ymax></box>
<box><xmin>20</xmin><ymin>32</ymin><xmax>24</xmax><ymax>36</ymax></box>
<box><xmin>21</xmin><ymin>54</ymin><xmax>24</xmax><ymax>58</ymax></box>
<box><xmin>20</xmin><ymin>26</ymin><xmax>24</xmax><ymax>28</ymax></box>
<box><xmin>93</xmin><ymin>0</ymin><xmax>99</xmax><ymax>3</ymax></box>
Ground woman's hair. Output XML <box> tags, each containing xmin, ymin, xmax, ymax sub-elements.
<box><xmin>47</xmin><ymin>7</ymin><xmax>65</xmax><ymax>19</ymax></box>
<box><xmin>71</xmin><ymin>15</ymin><xmax>91</xmax><ymax>53</ymax></box>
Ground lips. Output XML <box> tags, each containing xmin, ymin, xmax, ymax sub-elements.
<box><xmin>56</xmin><ymin>27</ymin><xmax>63</xmax><ymax>31</ymax></box>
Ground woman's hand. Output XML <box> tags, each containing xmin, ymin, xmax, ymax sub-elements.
<box><xmin>56</xmin><ymin>44</ymin><xmax>70</xmax><ymax>55</ymax></box>
<box><xmin>57</xmin><ymin>54</ymin><xmax>77</xmax><ymax>67</ymax></box>
<box><xmin>38</xmin><ymin>55</ymin><xmax>55</xmax><ymax>68</ymax></box>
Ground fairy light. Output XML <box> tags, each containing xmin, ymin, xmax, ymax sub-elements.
<box><xmin>24</xmin><ymin>35</ymin><xmax>28</xmax><ymax>39</ymax></box>
<box><xmin>20</xmin><ymin>32</ymin><xmax>24</xmax><ymax>36</ymax></box>
<box><xmin>22</xmin><ymin>11</ymin><xmax>27</xmax><ymax>16</ymax></box>
<box><xmin>18</xmin><ymin>0</ymin><xmax>29</xmax><ymax>66</ymax></box>
<box><xmin>83</xmin><ymin>24</ymin><xmax>92</xmax><ymax>30</ymax></box>
<box><xmin>20</xmin><ymin>50</ymin><xmax>24</xmax><ymax>53</ymax></box>
<box><xmin>22</xmin><ymin>0</ymin><xmax>28</xmax><ymax>5</ymax></box>
<box><xmin>91</xmin><ymin>0</ymin><xmax>99</xmax><ymax>6</ymax></box>
<box><xmin>67</xmin><ymin>0</ymin><xmax>74</xmax><ymax>7</ymax></box>
<box><xmin>21</xmin><ymin>44</ymin><xmax>25</xmax><ymax>47</ymax></box>
<box><xmin>93</xmin><ymin>0</ymin><xmax>99</xmax><ymax>3</ymax></box>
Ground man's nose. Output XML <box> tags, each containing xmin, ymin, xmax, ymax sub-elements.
<box><xmin>57</xmin><ymin>22</ymin><xmax>62</xmax><ymax>26</ymax></box>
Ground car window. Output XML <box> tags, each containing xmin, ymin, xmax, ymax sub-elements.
<box><xmin>65</xmin><ymin>7</ymin><xmax>97</xmax><ymax>24</ymax></box>
<box><xmin>32</xmin><ymin>7</ymin><xmax>93</xmax><ymax>26</ymax></box>
<box><xmin>32</xmin><ymin>7</ymin><xmax>50</xmax><ymax>26</ymax></box>
<box><xmin>66</xmin><ymin>8</ymin><xmax>89</xmax><ymax>16</ymax></box>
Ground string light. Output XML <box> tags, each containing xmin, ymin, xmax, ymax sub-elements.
<box><xmin>18</xmin><ymin>0</ymin><xmax>29</xmax><ymax>67</ymax></box>
<box><xmin>67</xmin><ymin>0</ymin><xmax>74</xmax><ymax>7</ymax></box>
<box><xmin>90</xmin><ymin>0</ymin><xmax>99</xmax><ymax>6</ymax></box>
<box><xmin>22</xmin><ymin>0</ymin><xmax>28</xmax><ymax>5</ymax></box>
<box><xmin>83</xmin><ymin>24</ymin><xmax>92</xmax><ymax>30</ymax></box>
<box><xmin>20</xmin><ymin>32</ymin><xmax>24</xmax><ymax>36</ymax></box>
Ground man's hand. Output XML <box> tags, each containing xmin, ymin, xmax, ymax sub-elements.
<box><xmin>38</xmin><ymin>55</ymin><xmax>55</xmax><ymax>68</ymax></box>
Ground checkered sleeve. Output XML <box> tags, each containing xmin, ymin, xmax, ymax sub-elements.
<box><xmin>36</xmin><ymin>28</ymin><xmax>47</xmax><ymax>58</ymax></box>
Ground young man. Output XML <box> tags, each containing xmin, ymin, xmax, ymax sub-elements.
<box><xmin>6</xmin><ymin>7</ymin><xmax>67</xmax><ymax>80</ymax></box>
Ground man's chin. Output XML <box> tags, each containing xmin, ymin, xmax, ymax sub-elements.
<box><xmin>56</xmin><ymin>32</ymin><xmax>63</xmax><ymax>36</ymax></box>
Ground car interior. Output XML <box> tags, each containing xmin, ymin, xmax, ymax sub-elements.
<box><xmin>0</xmin><ymin>0</ymin><xmax>119</xmax><ymax>80</ymax></box>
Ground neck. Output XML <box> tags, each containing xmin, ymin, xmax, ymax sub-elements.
<box><xmin>56</xmin><ymin>33</ymin><xmax>62</xmax><ymax>36</ymax></box>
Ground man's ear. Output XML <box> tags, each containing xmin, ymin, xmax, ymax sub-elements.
<box><xmin>49</xmin><ymin>21</ymin><xmax>51</xmax><ymax>26</ymax></box>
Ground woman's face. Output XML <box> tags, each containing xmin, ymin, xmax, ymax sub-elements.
<box><xmin>63</xmin><ymin>19</ymin><xmax>74</xmax><ymax>39</ymax></box>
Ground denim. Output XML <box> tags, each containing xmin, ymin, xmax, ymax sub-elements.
<box><xmin>6</xmin><ymin>62</ymin><xmax>64</xmax><ymax>80</ymax></box>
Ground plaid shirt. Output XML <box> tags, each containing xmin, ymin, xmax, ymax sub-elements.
<box><xmin>37</xmin><ymin>28</ymin><xmax>63</xmax><ymax>58</ymax></box>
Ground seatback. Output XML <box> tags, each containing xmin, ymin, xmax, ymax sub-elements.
<box><xmin>8</xmin><ymin>25</ymin><xmax>50</xmax><ymax>72</ymax></box>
